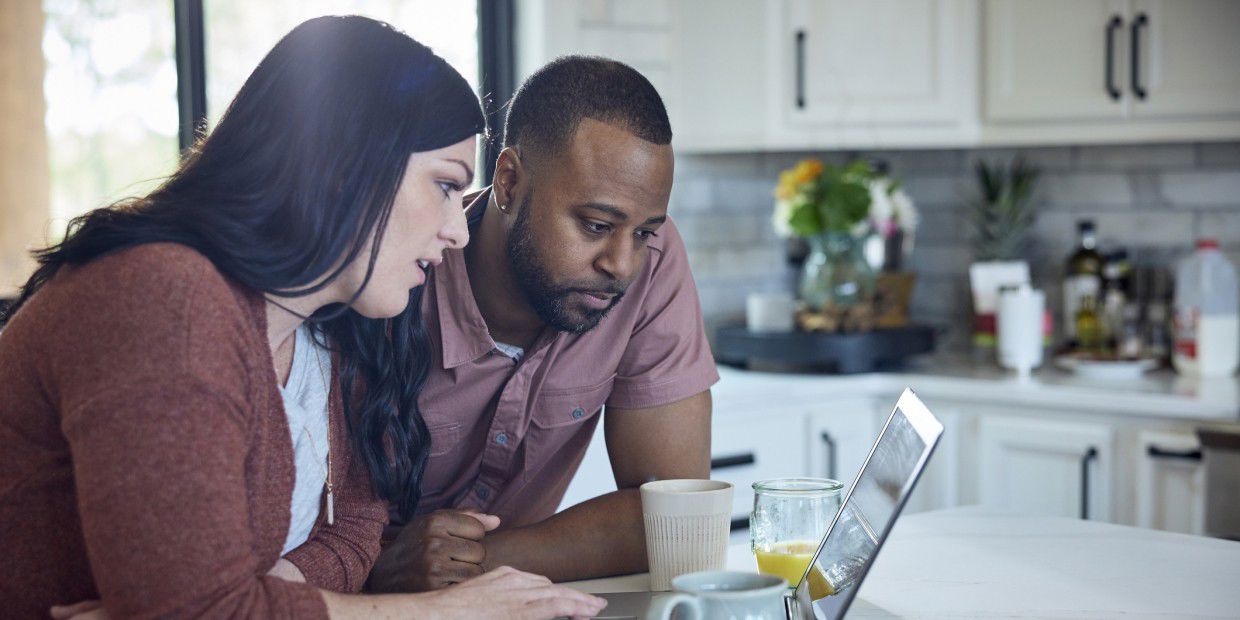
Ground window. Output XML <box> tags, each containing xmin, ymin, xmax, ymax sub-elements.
<box><xmin>202</xmin><ymin>2</ymin><xmax>480</xmax><ymax>129</ymax></box>
<box><xmin>41</xmin><ymin>1</ymin><xmax>482</xmax><ymax>233</ymax></box>
<box><xmin>43</xmin><ymin>0</ymin><xmax>180</xmax><ymax>233</ymax></box>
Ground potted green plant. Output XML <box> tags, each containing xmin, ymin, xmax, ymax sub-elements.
<box><xmin>967</xmin><ymin>158</ymin><xmax>1040</xmax><ymax>347</ymax></box>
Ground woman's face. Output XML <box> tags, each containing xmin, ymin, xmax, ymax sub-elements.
<box><xmin>343</xmin><ymin>136</ymin><xmax>475</xmax><ymax>318</ymax></box>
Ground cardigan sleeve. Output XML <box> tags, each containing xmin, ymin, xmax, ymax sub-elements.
<box><xmin>52</xmin><ymin>248</ymin><xmax>329</xmax><ymax>619</ymax></box>
<box><xmin>284</xmin><ymin>404</ymin><xmax>389</xmax><ymax>592</ymax></box>
<box><xmin>63</xmin><ymin>380</ymin><xmax>329</xmax><ymax>619</ymax></box>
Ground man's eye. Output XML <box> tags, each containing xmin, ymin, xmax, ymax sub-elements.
<box><xmin>584</xmin><ymin>221</ymin><xmax>611</xmax><ymax>235</ymax></box>
<box><xmin>636</xmin><ymin>229</ymin><xmax>658</xmax><ymax>241</ymax></box>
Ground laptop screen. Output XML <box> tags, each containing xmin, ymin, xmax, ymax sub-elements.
<box><xmin>791</xmin><ymin>388</ymin><xmax>943</xmax><ymax>620</ymax></box>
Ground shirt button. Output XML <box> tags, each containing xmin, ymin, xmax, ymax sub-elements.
<box><xmin>571</xmin><ymin>407</ymin><xmax>585</xmax><ymax>420</ymax></box>
<box><xmin>494</xmin><ymin>432</ymin><xmax>509</xmax><ymax>446</ymax></box>
<box><xmin>477</xmin><ymin>485</ymin><xmax>490</xmax><ymax>500</ymax></box>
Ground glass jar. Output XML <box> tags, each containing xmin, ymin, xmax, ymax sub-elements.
<box><xmin>799</xmin><ymin>231</ymin><xmax>877</xmax><ymax>311</ymax></box>
<box><xmin>749</xmin><ymin>477</ymin><xmax>843</xmax><ymax>589</ymax></box>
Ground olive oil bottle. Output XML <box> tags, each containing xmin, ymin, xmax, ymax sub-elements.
<box><xmin>1063</xmin><ymin>220</ymin><xmax>1104</xmax><ymax>349</ymax></box>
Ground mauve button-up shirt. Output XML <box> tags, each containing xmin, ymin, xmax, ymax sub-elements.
<box><xmin>410</xmin><ymin>191</ymin><xmax>718</xmax><ymax>528</ymax></box>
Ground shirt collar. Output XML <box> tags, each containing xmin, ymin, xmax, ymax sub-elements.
<box><xmin>433</xmin><ymin>188</ymin><xmax>498</xmax><ymax>369</ymax></box>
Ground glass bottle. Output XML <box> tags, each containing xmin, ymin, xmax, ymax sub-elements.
<box><xmin>1063</xmin><ymin>220</ymin><xmax>1104</xmax><ymax>348</ymax></box>
<box><xmin>1075</xmin><ymin>294</ymin><xmax>1104</xmax><ymax>353</ymax></box>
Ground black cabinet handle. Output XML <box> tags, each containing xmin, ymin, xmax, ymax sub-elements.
<box><xmin>1131</xmin><ymin>12</ymin><xmax>1148</xmax><ymax>100</ymax></box>
<box><xmin>730</xmin><ymin>516</ymin><xmax>749</xmax><ymax>531</ymax></box>
<box><xmin>1147</xmin><ymin>445</ymin><xmax>1203</xmax><ymax>461</ymax></box>
<box><xmin>821</xmin><ymin>431</ymin><xmax>837</xmax><ymax>480</ymax></box>
<box><xmin>1105</xmin><ymin>15</ymin><xmax>1123</xmax><ymax>100</ymax></box>
<box><xmin>711</xmin><ymin>453</ymin><xmax>756</xmax><ymax>470</ymax></box>
<box><xmin>795</xmin><ymin>29</ymin><xmax>806</xmax><ymax>109</ymax></box>
<box><xmin>1080</xmin><ymin>446</ymin><xmax>1099</xmax><ymax>520</ymax></box>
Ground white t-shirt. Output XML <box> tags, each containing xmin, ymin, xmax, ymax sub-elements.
<box><xmin>277</xmin><ymin>325</ymin><xmax>331</xmax><ymax>556</ymax></box>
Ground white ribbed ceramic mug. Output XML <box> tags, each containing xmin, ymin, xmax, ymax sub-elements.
<box><xmin>640</xmin><ymin>479</ymin><xmax>734</xmax><ymax>591</ymax></box>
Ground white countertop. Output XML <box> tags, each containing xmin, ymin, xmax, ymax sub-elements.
<box><xmin>566</xmin><ymin>507</ymin><xmax>1240</xmax><ymax>618</ymax></box>
<box><xmin>714</xmin><ymin>355</ymin><xmax>1240</xmax><ymax>422</ymax></box>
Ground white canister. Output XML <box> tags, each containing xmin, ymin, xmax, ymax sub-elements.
<box><xmin>997</xmin><ymin>284</ymin><xmax>1045</xmax><ymax>377</ymax></box>
<box><xmin>746</xmin><ymin>292</ymin><xmax>796</xmax><ymax>333</ymax></box>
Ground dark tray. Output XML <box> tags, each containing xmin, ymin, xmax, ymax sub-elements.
<box><xmin>715</xmin><ymin>324</ymin><xmax>936</xmax><ymax>374</ymax></box>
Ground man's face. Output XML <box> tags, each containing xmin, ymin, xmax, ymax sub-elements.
<box><xmin>506</xmin><ymin>118</ymin><xmax>674</xmax><ymax>333</ymax></box>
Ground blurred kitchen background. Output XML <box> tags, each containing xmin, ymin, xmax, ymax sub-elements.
<box><xmin>2</xmin><ymin>1</ymin><xmax>1239</xmax><ymax>544</ymax></box>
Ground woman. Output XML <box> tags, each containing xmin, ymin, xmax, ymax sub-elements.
<box><xmin>0</xmin><ymin>16</ymin><xmax>604</xmax><ymax>620</ymax></box>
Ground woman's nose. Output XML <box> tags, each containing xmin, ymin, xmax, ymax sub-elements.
<box><xmin>440</xmin><ymin>202</ymin><xmax>470</xmax><ymax>249</ymax></box>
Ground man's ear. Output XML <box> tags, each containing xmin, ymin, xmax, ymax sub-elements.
<box><xmin>492</xmin><ymin>146</ymin><xmax>526</xmax><ymax>213</ymax></box>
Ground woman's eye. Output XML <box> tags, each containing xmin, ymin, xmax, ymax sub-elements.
<box><xmin>437</xmin><ymin>181</ymin><xmax>462</xmax><ymax>196</ymax></box>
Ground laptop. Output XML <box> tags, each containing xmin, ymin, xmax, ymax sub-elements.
<box><xmin>595</xmin><ymin>388</ymin><xmax>944</xmax><ymax>619</ymax></box>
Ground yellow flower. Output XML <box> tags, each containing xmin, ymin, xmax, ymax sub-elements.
<box><xmin>794</xmin><ymin>159</ymin><xmax>824</xmax><ymax>184</ymax></box>
<box><xmin>774</xmin><ymin>159</ymin><xmax>823</xmax><ymax>200</ymax></box>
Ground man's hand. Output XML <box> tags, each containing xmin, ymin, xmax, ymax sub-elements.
<box><xmin>369</xmin><ymin>509</ymin><xmax>501</xmax><ymax>593</ymax></box>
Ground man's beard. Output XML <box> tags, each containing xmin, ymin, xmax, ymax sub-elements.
<box><xmin>506</xmin><ymin>193</ymin><xmax>627</xmax><ymax>334</ymax></box>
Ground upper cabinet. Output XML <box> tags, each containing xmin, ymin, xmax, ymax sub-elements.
<box><xmin>779</xmin><ymin>0</ymin><xmax>979</xmax><ymax>146</ymax></box>
<box><xmin>1129</xmin><ymin>0</ymin><xmax>1240</xmax><ymax>119</ymax></box>
<box><xmin>516</xmin><ymin>0</ymin><xmax>1240</xmax><ymax>152</ymax></box>
<box><xmin>984</xmin><ymin>0</ymin><xmax>1129</xmax><ymax>122</ymax></box>
<box><xmin>982</xmin><ymin>0</ymin><xmax>1240</xmax><ymax>145</ymax></box>
<box><xmin>665</xmin><ymin>0</ymin><xmax>979</xmax><ymax>151</ymax></box>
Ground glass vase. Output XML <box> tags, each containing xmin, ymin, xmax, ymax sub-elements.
<box><xmin>799</xmin><ymin>232</ymin><xmax>877</xmax><ymax>311</ymax></box>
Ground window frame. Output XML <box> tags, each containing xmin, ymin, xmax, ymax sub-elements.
<box><xmin>171</xmin><ymin>0</ymin><xmax>514</xmax><ymax>176</ymax></box>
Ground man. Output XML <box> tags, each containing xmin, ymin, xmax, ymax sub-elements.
<box><xmin>369</xmin><ymin>56</ymin><xmax>717</xmax><ymax>591</ymax></box>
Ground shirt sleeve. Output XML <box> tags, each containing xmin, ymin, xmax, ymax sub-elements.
<box><xmin>606</xmin><ymin>218</ymin><xmax>720</xmax><ymax>410</ymax></box>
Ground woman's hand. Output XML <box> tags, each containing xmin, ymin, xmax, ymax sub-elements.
<box><xmin>415</xmin><ymin>566</ymin><xmax>606</xmax><ymax>620</ymax></box>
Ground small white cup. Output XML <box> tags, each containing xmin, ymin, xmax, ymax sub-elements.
<box><xmin>640</xmin><ymin>479</ymin><xmax>734</xmax><ymax>591</ymax></box>
<box><xmin>645</xmin><ymin>571</ymin><xmax>788</xmax><ymax>620</ymax></box>
<box><xmin>746</xmin><ymin>292</ymin><xmax>796</xmax><ymax>333</ymax></box>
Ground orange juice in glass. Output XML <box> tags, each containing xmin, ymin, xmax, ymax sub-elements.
<box><xmin>750</xmin><ymin>478</ymin><xmax>842</xmax><ymax>594</ymax></box>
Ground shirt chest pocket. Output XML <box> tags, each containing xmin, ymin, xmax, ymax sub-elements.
<box><xmin>523</xmin><ymin>375</ymin><xmax>615</xmax><ymax>480</ymax></box>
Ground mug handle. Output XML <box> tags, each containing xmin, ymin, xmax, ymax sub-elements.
<box><xmin>644</xmin><ymin>593</ymin><xmax>703</xmax><ymax>620</ymax></box>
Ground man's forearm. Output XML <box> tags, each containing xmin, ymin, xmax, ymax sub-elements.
<box><xmin>481</xmin><ymin>488</ymin><xmax>647</xmax><ymax>582</ymax></box>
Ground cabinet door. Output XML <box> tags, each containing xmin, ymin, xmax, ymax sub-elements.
<box><xmin>712</xmin><ymin>408</ymin><xmax>808</xmax><ymax>524</ymax></box>
<box><xmin>984</xmin><ymin>0</ymin><xmax>1129</xmax><ymax>121</ymax></box>
<box><xmin>804</xmin><ymin>399</ymin><xmax>880</xmax><ymax>491</ymax></box>
<box><xmin>783</xmin><ymin>0</ymin><xmax>975</xmax><ymax>127</ymax></box>
<box><xmin>1135</xmin><ymin>430</ymin><xmax>1206</xmax><ymax>535</ymax></box>
<box><xmin>979</xmin><ymin>417</ymin><xmax>1114</xmax><ymax>521</ymax></box>
<box><xmin>1129</xmin><ymin>0</ymin><xmax>1240</xmax><ymax>119</ymax></box>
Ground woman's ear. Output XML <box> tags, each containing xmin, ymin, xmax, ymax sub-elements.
<box><xmin>492</xmin><ymin>146</ymin><xmax>524</xmax><ymax>213</ymax></box>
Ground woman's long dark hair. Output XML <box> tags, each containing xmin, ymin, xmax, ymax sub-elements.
<box><xmin>2</xmin><ymin>16</ymin><xmax>484</xmax><ymax>519</ymax></box>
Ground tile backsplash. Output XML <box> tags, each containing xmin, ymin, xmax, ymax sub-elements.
<box><xmin>669</xmin><ymin>143</ymin><xmax>1240</xmax><ymax>352</ymax></box>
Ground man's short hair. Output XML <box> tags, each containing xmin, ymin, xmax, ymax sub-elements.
<box><xmin>502</xmin><ymin>56</ymin><xmax>672</xmax><ymax>162</ymax></box>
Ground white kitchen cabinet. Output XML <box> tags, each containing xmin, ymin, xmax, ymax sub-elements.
<box><xmin>984</xmin><ymin>0</ymin><xmax>1129</xmax><ymax>122</ymax></box>
<box><xmin>666</xmin><ymin>0</ymin><xmax>979</xmax><ymax>151</ymax></box>
<box><xmin>804</xmin><ymin>398</ymin><xmax>882</xmax><ymax>487</ymax></box>
<box><xmin>711</xmin><ymin>406</ymin><xmax>808</xmax><ymax>523</ymax></box>
<box><xmin>982</xmin><ymin>0</ymin><xmax>1240</xmax><ymax>143</ymax></box>
<box><xmin>1135</xmin><ymin>430</ymin><xmax>1206</xmax><ymax>535</ymax></box>
<box><xmin>978</xmin><ymin>417</ymin><xmax>1115</xmax><ymax>522</ymax></box>
<box><xmin>781</xmin><ymin>0</ymin><xmax>978</xmax><ymax>133</ymax></box>
<box><xmin>900</xmin><ymin>407</ymin><xmax>965</xmax><ymax>514</ymax></box>
<box><xmin>1128</xmin><ymin>0</ymin><xmax>1240</xmax><ymax>119</ymax></box>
